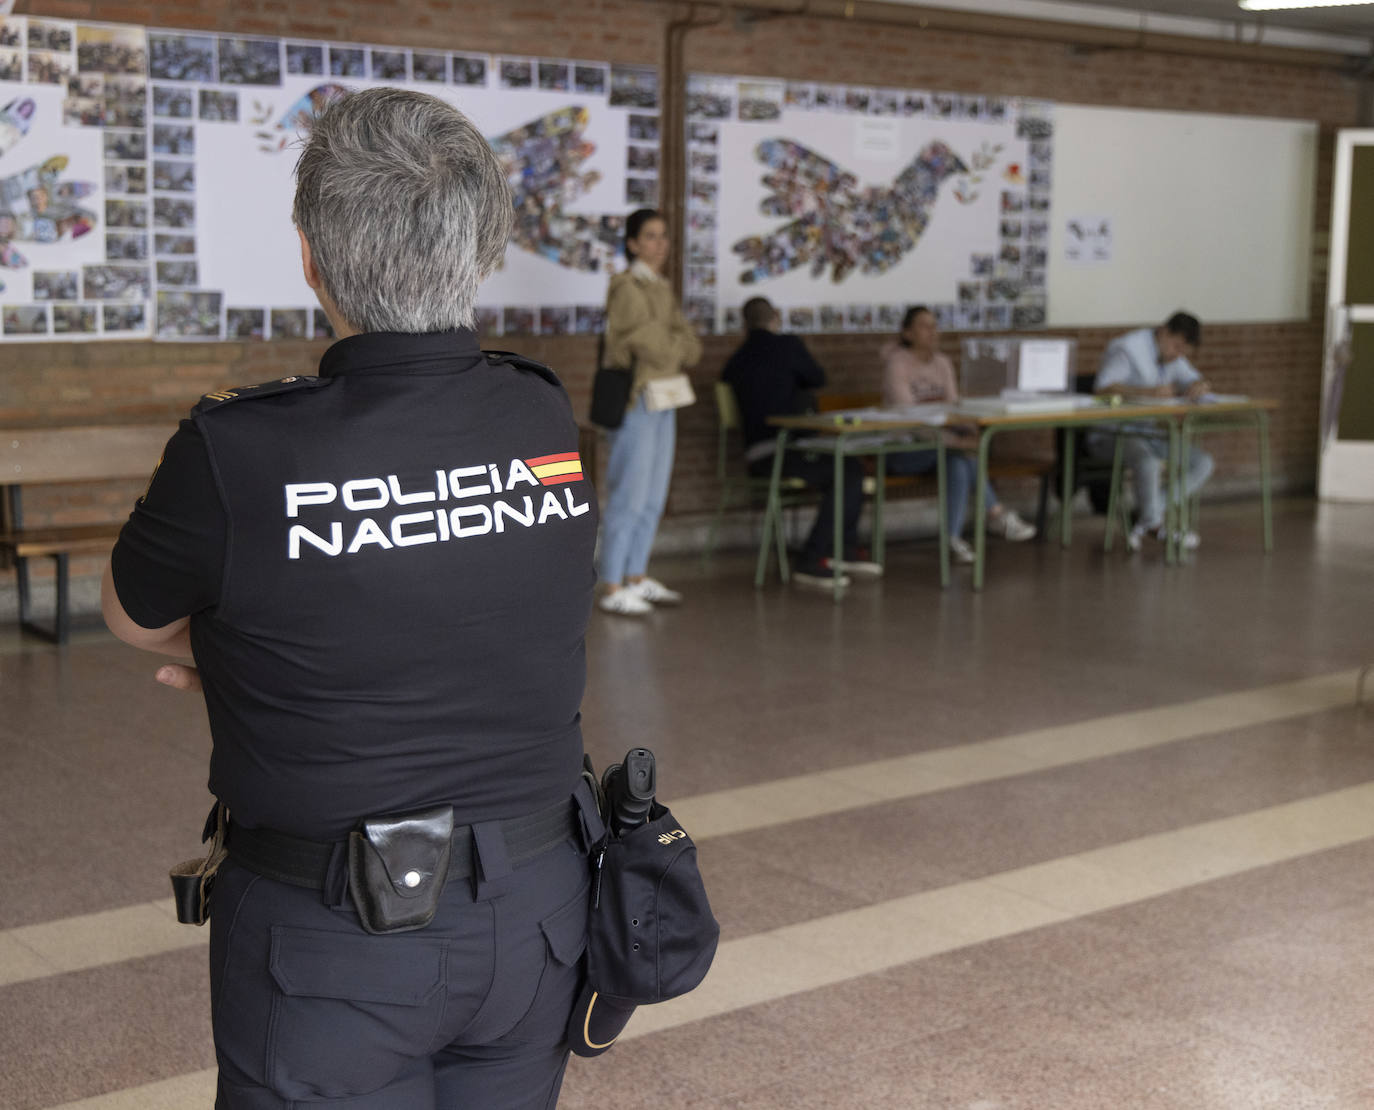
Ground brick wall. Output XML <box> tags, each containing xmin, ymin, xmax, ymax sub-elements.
<box><xmin>3</xmin><ymin>0</ymin><xmax>1360</xmax><ymax>562</ymax></box>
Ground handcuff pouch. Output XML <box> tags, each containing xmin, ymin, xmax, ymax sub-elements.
<box><xmin>347</xmin><ymin>805</ymin><xmax>453</xmax><ymax>935</ymax></box>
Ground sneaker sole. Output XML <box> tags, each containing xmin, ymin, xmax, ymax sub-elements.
<box><xmin>793</xmin><ymin>573</ymin><xmax>852</xmax><ymax>590</ymax></box>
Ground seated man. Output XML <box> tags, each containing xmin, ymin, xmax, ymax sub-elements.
<box><xmin>881</xmin><ymin>305</ymin><xmax>1036</xmax><ymax>562</ymax></box>
<box><xmin>721</xmin><ymin>296</ymin><xmax>878</xmax><ymax>588</ymax></box>
<box><xmin>1087</xmin><ymin>311</ymin><xmax>1214</xmax><ymax>551</ymax></box>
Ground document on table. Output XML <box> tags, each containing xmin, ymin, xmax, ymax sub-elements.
<box><xmin>825</xmin><ymin>404</ymin><xmax>949</xmax><ymax>425</ymax></box>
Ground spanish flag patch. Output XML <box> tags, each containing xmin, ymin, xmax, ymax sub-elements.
<box><xmin>526</xmin><ymin>451</ymin><xmax>584</xmax><ymax>485</ymax></box>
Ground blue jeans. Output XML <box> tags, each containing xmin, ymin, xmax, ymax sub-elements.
<box><xmin>598</xmin><ymin>394</ymin><xmax>676</xmax><ymax>585</ymax></box>
<box><xmin>886</xmin><ymin>449</ymin><xmax>989</xmax><ymax>538</ymax></box>
<box><xmin>1087</xmin><ymin>433</ymin><xmax>1213</xmax><ymax>530</ymax></box>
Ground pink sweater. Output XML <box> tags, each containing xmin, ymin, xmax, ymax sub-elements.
<box><xmin>880</xmin><ymin>342</ymin><xmax>959</xmax><ymax>407</ymax></box>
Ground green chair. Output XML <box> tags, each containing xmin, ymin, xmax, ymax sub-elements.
<box><xmin>703</xmin><ymin>381</ymin><xmax>811</xmax><ymax>561</ymax></box>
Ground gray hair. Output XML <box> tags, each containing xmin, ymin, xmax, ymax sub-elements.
<box><xmin>292</xmin><ymin>87</ymin><xmax>512</xmax><ymax>333</ymax></box>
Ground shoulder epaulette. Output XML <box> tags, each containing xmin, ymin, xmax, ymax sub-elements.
<box><xmin>192</xmin><ymin>374</ymin><xmax>329</xmax><ymax>416</ymax></box>
<box><xmin>483</xmin><ymin>349</ymin><xmax>562</xmax><ymax>388</ymax></box>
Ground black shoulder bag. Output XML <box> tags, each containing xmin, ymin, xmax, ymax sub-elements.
<box><xmin>589</xmin><ymin>334</ymin><xmax>634</xmax><ymax>430</ymax></box>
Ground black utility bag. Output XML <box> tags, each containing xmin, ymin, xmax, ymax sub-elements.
<box><xmin>567</xmin><ymin>751</ymin><xmax>719</xmax><ymax>1057</ymax></box>
<box><xmin>589</xmin><ymin>335</ymin><xmax>634</xmax><ymax>429</ymax></box>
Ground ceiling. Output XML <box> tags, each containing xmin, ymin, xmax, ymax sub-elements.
<box><xmin>1056</xmin><ymin>0</ymin><xmax>1374</xmax><ymax>39</ymax></box>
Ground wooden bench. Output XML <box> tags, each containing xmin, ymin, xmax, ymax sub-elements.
<box><xmin>0</xmin><ymin>424</ymin><xmax>174</xmax><ymax>643</ymax></box>
<box><xmin>815</xmin><ymin>392</ymin><xmax>1057</xmax><ymax>533</ymax></box>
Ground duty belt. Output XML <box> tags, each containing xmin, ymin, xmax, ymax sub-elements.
<box><xmin>227</xmin><ymin>797</ymin><xmax>579</xmax><ymax>891</ymax></box>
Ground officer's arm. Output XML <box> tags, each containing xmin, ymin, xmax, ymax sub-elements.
<box><xmin>101</xmin><ymin>563</ymin><xmax>192</xmax><ymax>656</ymax></box>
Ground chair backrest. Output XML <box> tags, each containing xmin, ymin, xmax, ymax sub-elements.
<box><xmin>713</xmin><ymin>381</ymin><xmax>741</xmax><ymax>480</ymax></box>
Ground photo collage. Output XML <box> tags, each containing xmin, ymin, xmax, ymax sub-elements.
<box><xmin>0</xmin><ymin>15</ymin><xmax>660</xmax><ymax>342</ymax></box>
<box><xmin>683</xmin><ymin>73</ymin><xmax>1054</xmax><ymax>336</ymax></box>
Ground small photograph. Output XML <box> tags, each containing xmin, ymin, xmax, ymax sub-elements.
<box><xmin>689</xmin><ymin>150</ymin><xmax>718</xmax><ymax>175</ymax></box>
<box><xmin>844</xmin><ymin>88</ymin><xmax>871</xmax><ymax>114</ymax></box>
<box><xmin>155</xmin><ymin>232</ymin><xmax>196</xmax><ymax>256</ymax></box>
<box><xmin>787</xmin><ymin>307</ymin><xmax>816</xmax><ymax>331</ymax></box>
<box><xmin>83</xmin><ymin>263</ymin><xmax>151</xmax><ymax>300</ymax></box>
<box><xmin>1026</xmin><ymin>219</ymin><xmax>1049</xmax><ymax>242</ymax></box>
<box><xmin>154</xmin><ymin>197</ymin><xmax>195</xmax><ymax>229</ymax></box>
<box><xmin>933</xmin><ymin>304</ymin><xmax>954</xmax><ymax>329</ymax></box>
<box><xmin>153</xmin><ymin>160</ymin><xmax>195</xmax><ymax>192</ymax></box>
<box><xmin>1000</xmin><ymin>191</ymin><xmax>1023</xmax><ymax>214</ymax></box>
<box><xmin>1029</xmin><ymin>140</ymin><xmax>1052</xmax><ymax>164</ymax></box>
<box><xmin>737</xmin><ymin>81</ymin><xmax>782</xmax><ymax>122</ymax></box>
<box><xmin>1024</xmin><ymin>269</ymin><xmax>1047</xmax><ymax>289</ymax></box>
<box><xmin>1029</xmin><ymin>167</ymin><xmax>1051</xmax><ymax>190</ymax></box>
<box><xmin>846</xmin><ymin>304</ymin><xmax>874</xmax><ymax>331</ymax></box>
<box><xmin>2</xmin><ymin>305</ymin><xmax>49</xmax><ymax>335</ymax></box>
<box><xmin>157</xmin><ymin>260</ymin><xmax>198</xmax><ymax>286</ymax></box>
<box><xmin>199</xmin><ymin>90</ymin><xmax>239</xmax><ymax>123</ymax></box>
<box><xmin>870</xmin><ymin>90</ymin><xmax>899</xmax><ymax>116</ymax></box>
<box><xmin>574</xmin><ymin>65</ymin><xmax>605</xmax><ymax>95</ymax></box>
<box><xmin>412</xmin><ymin>52</ymin><xmax>446</xmax><ymax>82</ymax></box>
<box><xmin>106</xmin><ymin>231</ymin><xmax>149</xmax><ymax>260</ymax></box>
<box><xmin>986</xmin><ymin>279</ymin><xmax>1020</xmax><ymax>303</ymax></box>
<box><xmin>105</xmin><ymin>199</ymin><xmax>148</xmax><ymax>229</ymax></box>
<box><xmin>574</xmin><ymin>305</ymin><xmax>605</xmax><ymax>335</ymax></box>
<box><xmin>28</xmin><ymin>20</ymin><xmax>72</xmax><ymax>52</ymax></box>
<box><xmin>0</xmin><ymin>51</ymin><xmax>21</xmax><ymax>83</ymax></box>
<box><xmin>813</xmin><ymin>86</ymin><xmax>839</xmax><ymax>111</ymax></box>
<box><xmin>1025</xmin><ymin>244</ymin><xmax>1048</xmax><ymax>268</ymax></box>
<box><xmin>53</xmin><ymin>304</ymin><xmax>98</xmax><ymax>334</ymax></box>
<box><xmin>687</xmin><ymin>178</ymin><xmax>716</xmax><ymax>207</ymax></box>
<box><xmin>62</xmin><ymin>97</ymin><xmax>103</xmax><ymax>127</ymax></box>
<box><xmin>0</xmin><ymin>21</ymin><xmax>19</xmax><ymax>47</ymax></box>
<box><xmin>103</xmin><ymin>303</ymin><xmax>147</xmax><ymax>333</ymax></box>
<box><xmin>970</xmin><ymin>253</ymin><xmax>995</xmax><ymax>276</ymax></box>
<box><xmin>877</xmin><ymin>304</ymin><xmax>904</xmax><ymax>331</ymax></box>
<box><xmin>1017</xmin><ymin>114</ymin><xmax>1053</xmax><ymax>142</ymax></box>
<box><xmin>687</xmin><ymin>213</ymin><xmax>716</xmax><ymax>238</ymax></box>
<box><xmin>77</xmin><ymin>24</ymin><xmax>146</xmax><ymax>74</ymax></box>
<box><xmin>957</xmin><ymin>281</ymin><xmax>981</xmax><ymax>306</ymax></box>
<box><xmin>686</xmin><ymin>237</ymin><xmax>714</xmax><ymax>265</ymax></box>
<box><xmin>153</xmin><ymin>85</ymin><xmax>195</xmax><ymax>118</ymax></box>
<box><xmin>312</xmin><ymin>308</ymin><xmax>333</xmax><ymax>340</ymax></box>
<box><xmin>157</xmin><ymin>290</ymin><xmax>222</xmax><ymax>338</ymax></box>
<box><xmin>902</xmin><ymin>93</ymin><xmax>927</xmax><ymax>117</ymax></box>
<box><xmin>499</xmin><ymin>60</ymin><xmax>532</xmax><ymax>89</ymax></box>
<box><xmin>270</xmin><ymin>308</ymin><xmax>308</xmax><ymax>339</ymax></box>
<box><xmin>539</xmin><ymin>306</ymin><xmax>574</xmax><ymax>336</ymax></box>
<box><xmin>1028</xmin><ymin>192</ymin><xmax>1051</xmax><ymax>212</ymax></box>
<box><xmin>226</xmin><ymin>307</ymin><xmax>265</xmax><ymax>339</ymax></box>
<box><xmin>819</xmin><ymin>305</ymin><xmax>845</xmax><ymax>332</ymax></box>
<box><xmin>286</xmin><ymin>43</ymin><xmax>324</xmax><ymax>76</ymax></box>
<box><xmin>959</xmin><ymin>96</ymin><xmax>984</xmax><ymax>121</ymax></box>
<box><xmin>627</xmin><ymin>113</ymin><xmax>658</xmax><ymax>142</ymax></box>
<box><xmin>27</xmin><ymin>52</ymin><xmax>74</xmax><ymax>85</ymax></box>
<box><xmin>688</xmin><ymin>121</ymin><xmax>718</xmax><ymax>145</ymax></box>
<box><xmin>505</xmin><ymin>307</ymin><xmax>540</xmax><ymax>336</ymax></box>
<box><xmin>329</xmin><ymin>47</ymin><xmax>366</xmax><ymax>78</ymax></box>
<box><xmin>452</xmin><ymin>54</ymin><xmax>486</xmax><ymax>86</ymax></box>
<box><xmin>67</xmin><ymin>74</ymin><xmax>101</xmax><ymax>97</ymax></box>
<box><xmin>610</xmin><ymin>65</ymin><xmax>658</xmax><ymax>110</ymax></box>
<box><xmin>1012</xmin><ymin>301</ymin><xmax>1047</xmax><ymax>329</ymax></box>
<box><xmin>147</xmin><ymin>32</ymin><xmax>215</xmax><ymax>81</ymax></box>
<box><xmin>371</xmin><ymin>49</ymin><xmax>407</xmax><ymax>81</ymax></box>
<box><xmin>956</xmin><ymin>304</ymin><xmax>983</xmax><ymax>331</ymax></box>
<box><xmin>999</xmin><ymin>219</ymin><xmax>1022</xmax><ymax>239</ymax></box>
<box><xmin>103</xmin><ymin>76</ymin><xmax>147</xmax><ymax>127</ymax></box>
<box><xmin>32</xmin><ymin>270</ymin><xmax>79</xmax><ymax>300</ymax></box>
<box><xmin>931</xmin><ymin>93</ymin><xmax>956</xmax><ymax>118</ymax></box>
<box><xmin>153</xmin><ymin>123</ymin><xmax>195</xmax><ymax>156</ymax></box>
<box><xmin>993</xmin><ymin>260</ymin><xmax>1021</xmax><ymax>281</ymax></box>
<box><xmin>626</xmin><ymin>177</ymin><xmax>657</xmax><ymax>207</ymax></box>
<box><xmin>984</xmin><ymin>304</ymin><xmax>1010</xmax><ymax>330</ymax></box>
<box><xmin>627</xmin><ymin>146</ymin><xmax>659</xmax><ymax>173</ymax></box>
<box><xmin>684</xmin><ymin>297</ymin><xmax>714</xmax><ymax>332</ymax></box>
<box><xmin>538</xmin><ymin>62</ymin><xmax>569</xmax><ymax>92</ymax></box>
<box><xmin>474</xmin><ymin>305</ymin><xmax>501</xmax><ymax>337</ymax></box>
<box><xmin>785</xmin><ymin>83</ymin><xmax>813</xmax><ymax>110</ymax></box>
<box><xmin>985</xmin><ymin>98</ymin><xmax>1009</xmax><ymax>123</ymax></box>
<box><xmin>722</xmin><ymin>305</ymin><xmax>742</xmax><ymax>333</ymax></box>
<box><xmin>218</xmin><ymin>38</ymin><xmax>281</xmax><ymax>85</ymax></box>
<box><xmin>999</xmin><ymin>243</ymin><xmax>1021</xmax><ymax>266</ymax></box>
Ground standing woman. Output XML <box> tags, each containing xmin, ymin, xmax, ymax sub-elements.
<box><xmin>597</xmin><ymin>208</ymin><xmax>701</xmax><ymax>616</ymax></box>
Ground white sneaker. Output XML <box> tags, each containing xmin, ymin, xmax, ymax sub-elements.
<box><xmin>793</xmin><ymin>566</ymin><xmax>852</xmax><ymax>590</ymax></box>
<box><xmin>822</xmin><ymin>556</ymin><xmax>883</xmax><ymax>579</ymax></box>
<box><xmin>629</xmin><ymin>577</ymin><xmax>682</xmax><ymax>605</ymax></box>
<box><xmin>949</xmin><ymin>537</ymin><xmax>976</xmax><ymax>564</ymax></box>
<box><xmin>994</xmin><ymin>510</ymin><xmax>1036</xmax><ymax>542</ymax></box>
<box><xmin>1126</xmin><ymin>523</ymin><xmax>1150</xmax><ymax>553</ymax></box>
<box><xmin>1154</xmin><ymin>526</ymin><xmax>1200</xmax><ymax>551</ymax></box>
<box><xmin>599</xmin><ymin>587</ymin><xmax>653</xmax><ymax>616</ymax></box>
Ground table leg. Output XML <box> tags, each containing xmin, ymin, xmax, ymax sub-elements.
<box><xmin>1060</xmin><ymin>425</ymin><xmax>1075</xmax><ymax>548</ymax></box>
<box><xmin>973</xmin><ymin>427</ymin><xmax>993</xmax><ymax>591</ymax></box>
<box><xmin>755</xmin><ymin>433</ymin><xmax>788</xmax><ymax>589</ymax></box>
<box><xmin>1257</xmin><ymin>410</ymin><xmax>1273</xmax><ymax>554</ymax></box>
<box><xmin>874</xmin><ymin>451</ymin><xmax>887</xmax><ymax>567</ymax></box>
<box><xmin>832</xmin><ymin>440</ymin><xmax>845</xmax><ymax>602</ymax></box>
<box><xmin>1165</xmin><ymin>421</ymin><xmax>1180</xmax><ymax>566</ymax></box>
<box><xmin>936</xmin><ymin>440</ymin><xmax>949</xmax><ymax>589</ymax></box>
<box><xmin>1105</xmin><ymin>433</ymin><xmax>1125</xmax><ymax>553</ymax></box>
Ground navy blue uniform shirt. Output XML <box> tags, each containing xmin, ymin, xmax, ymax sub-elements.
<box><xmin>111</xmin><ymin>329</ymin><xmax>598</xmax><ymax>840</ymax></box>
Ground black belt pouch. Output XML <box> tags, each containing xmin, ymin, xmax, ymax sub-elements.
<box><xmin>347</xmin><ymin>805</ymin><xmax>454</xmax><ymax>935</ymax></box>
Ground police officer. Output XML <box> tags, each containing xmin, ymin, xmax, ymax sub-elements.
<box><xmin>102</xmin><ymin>88</ymin><xmax>600</xmax><ymax>1108</ymax></box>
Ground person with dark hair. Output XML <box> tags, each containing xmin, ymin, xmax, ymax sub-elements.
<box><xmin>101</xmin><ymin>89</ymin><xmax>601</xmax><ymax>1108</ymax></box>
<box><xmin>1088</xmin><ymin>310</ymin><xmax>1214</xmax><ymax>551</ymax></box>
<box><xmin>882</xmin><ymin>305</ymin><xmax>1035</xmax><ymax>562</ymax></box>
<box><xmin>597</xmin><ymin>207</ymin><xmax>702</xmax><ymax>615</ymax></box>
<box><xmin>720</xmin><ymin>297</ymin><xmax>878</xmax><ymax>587</ymax></box>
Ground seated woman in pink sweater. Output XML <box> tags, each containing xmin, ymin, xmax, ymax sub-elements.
<box><xmin>881</xmin><ymin>306</ymin><xmax>1035</xmax><ymax>561</ymax></box>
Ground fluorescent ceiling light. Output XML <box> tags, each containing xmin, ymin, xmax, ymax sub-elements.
<box><xmin>1239</xmin><ymin>0</ymin><xmax>1374</xmax><ymax>9</ymax></box>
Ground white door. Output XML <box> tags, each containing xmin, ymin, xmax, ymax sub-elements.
<box><xmin>1320</xmin><ymin>129</ymin><xmax>1374</xmax><ymax>502</ymax></box>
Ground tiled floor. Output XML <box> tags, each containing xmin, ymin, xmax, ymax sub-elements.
<box><xmin>2</xmin><ymin>497</ymin><xmax>1373</xmax><ymax>1109</ymax></box>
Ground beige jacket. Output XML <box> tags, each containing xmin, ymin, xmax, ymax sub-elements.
<box><xmin>602</xmin><ymin>266</ymin><xmax>702</xmax><ymax>398</ymax></box>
